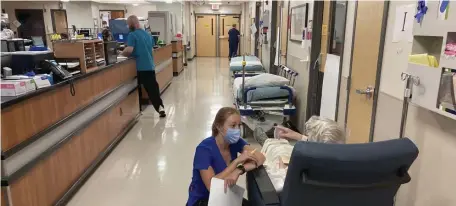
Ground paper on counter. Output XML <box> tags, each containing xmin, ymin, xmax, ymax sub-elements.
<box><xmin>208</xmin><ymin>178</ymin><xmax>245</xmax><ymax>206</ymax></box>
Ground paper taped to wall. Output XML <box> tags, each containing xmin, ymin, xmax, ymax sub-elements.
<box><xmin>392</xmin><ymin>4</ymin><xmax>415</xmax><ymax>43</ymax></box>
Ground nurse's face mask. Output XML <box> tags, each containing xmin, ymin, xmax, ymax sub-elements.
<box><xmin>224</xmin><ymin>128</ymin><xmax>241</xmax><ymax>144</ymax></box>
<box><xmin>221</xmin><ymin>115</ymin><xmax>241</xmax><ymax>144</ymax></box>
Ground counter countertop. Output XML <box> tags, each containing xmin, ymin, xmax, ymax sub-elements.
<box><xmin>153</xmin><ymin>44</ymin><xmax>171</xmax><ymax>50</ymax></box>
<box><xmin>1</xmin><ymin>58</ymin><xmax>134</xmax><ymax>109</ymax></box>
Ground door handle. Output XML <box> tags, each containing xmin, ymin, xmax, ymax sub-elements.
<box><xmin>211</xmin><ymin>18</ymin><xmax>214</xmax><ymax>36</ymax></box>
<box><xmin>355</xmin><ymin>86</ymin><xmax>375</xmax><ymax>99</ymax></box>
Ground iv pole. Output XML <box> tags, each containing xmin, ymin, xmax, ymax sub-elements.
<box><xmin>399</xmin><ymin>72</ymin><xmax>420</xmax><ymax>138</ymax></box>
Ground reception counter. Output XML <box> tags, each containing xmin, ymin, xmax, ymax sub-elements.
<box><xmin>1</xmin><ymin>58</ymin><xmax>140</xmax><ymax>206</ymax></box>
<box><xmin>172</xmin><ymin>40</ymin><xmax>184</xmax><ymax>76</ymax></box>
<box><xmin>140</xmin><ymin>44</ymin><xmax>173</xmax><ymax>105</ymax></box>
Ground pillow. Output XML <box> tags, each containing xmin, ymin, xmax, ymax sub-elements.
<box><xmin>245</xmin><ymin>73</ymin><xmax>289</xmax><ymax>88</ymax></box>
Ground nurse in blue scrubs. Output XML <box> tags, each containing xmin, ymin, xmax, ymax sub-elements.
<box><xmin>187</xmin><ymin>107</ymin><xmax>266</xmax><ymax>206</ymax></box>
<box><xmin>228</xmin><ymin>24</ymin><xmax>240</xmax><ymax>60</ymax></box>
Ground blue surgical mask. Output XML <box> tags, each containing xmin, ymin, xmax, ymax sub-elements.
<box><xmin>224</xmin><ymin>128</ymin><xmax>241</xmax><ymax>144</ymax></box>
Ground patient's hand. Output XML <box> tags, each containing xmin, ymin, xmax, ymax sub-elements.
<box><xmin>275</xmin><ymin>125</ymin><xmax>305</xmax><ymax>141</ymax></box>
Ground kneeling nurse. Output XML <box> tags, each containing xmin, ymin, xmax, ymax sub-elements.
<box><xmin>186</xmin><ymin>107</ymin><xmax>265</xmax><ymax>206</ymax></box>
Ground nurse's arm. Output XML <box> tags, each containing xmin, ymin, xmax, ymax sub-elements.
<box><xmin>243</xmin><ymin>145</ymin><xmax>265</xmax><ymax>166</ymax></box>
<box><xmin>120</xmin><ymin>46</ymin><xmax>134</xmax><ymax>57</ymax></box>
<box><xmin>199</xmin><ymin>160</ymin><xmax>243</xmax><ymax>190</ymax></box>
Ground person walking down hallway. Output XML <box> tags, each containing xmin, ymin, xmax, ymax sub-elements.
<box><xmin>121</xmin><ymin>15</ymin><xmax>166</xmax><ymax>117</ymax></box>
<box><xmin>228</xmin><ymin>24</ymin><xmax>240</xmax><ymax>60</ymax></box>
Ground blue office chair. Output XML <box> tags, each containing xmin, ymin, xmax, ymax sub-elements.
<box><xmin>247</xmin><ymin>138</ymin><xmax>419</xmax><ymax>206</ymax></box>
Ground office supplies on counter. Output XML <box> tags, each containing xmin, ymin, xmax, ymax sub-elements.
<box><xmin>39</xmin><ymin>60</ymin><xmax>72</xmax><ymax>81</ymax></box>
<box><xmin>1</xmin><ymin>81</ymin><xmax>27</xmax><ymax>96</ymax></box>
<box><xmin>33</xmin><ymin>75</ymin><xmax>52</xmax><ymax>88</ymax></box>
<box><xmin>3</xmin><ymin>67</ymin><xmax>12</xmax><ymax>77</ymax></box>
<box><xmin>8</xmin><ymin>79</ymin><xmax>36</xmax><ymax>93</ymax></box>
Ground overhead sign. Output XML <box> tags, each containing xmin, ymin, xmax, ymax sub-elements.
<box><xmin>211</xmin><ymin>4</ymin><xmax>220</xmax><ymax>10</ymax></box>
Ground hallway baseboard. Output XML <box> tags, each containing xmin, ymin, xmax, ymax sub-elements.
<box><xmin>187</xmin><ymin>55</ymin><xmax>196</xmax><ymax>61</ymax></box>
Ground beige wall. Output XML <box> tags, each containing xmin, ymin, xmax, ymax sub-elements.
<box><xmin>374</xmin><ymin>93</ymin><xmax>456</xmax><ymax>206</ymax></box>
<box><xmin>373</xmin><ymin>1</ymin><xmax>456</xmax><ymax>206</ymax></box>
<box><xmin>284</xmin><ymin>0</ymin><xmax>313</xmax><ymax>132</ymax></box>
<box><xmin>336</xmin><ymin>1</ymin><xmax>456</xmax><ymax>205</ymax></box>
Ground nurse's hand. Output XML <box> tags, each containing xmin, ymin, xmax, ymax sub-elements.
<box><xmin>224</xmin><ymin>170</ymin><xmax>241</xmax><ymax>193</ymax></box>
<box><xmin>235</xmin><ymin>151</ymin><xmax>257</xmax><ymax>164</ymax></box>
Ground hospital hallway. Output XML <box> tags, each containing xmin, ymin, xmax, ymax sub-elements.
<box><xmin>67</xmin><ymin>57</ymin><xmax>261</xmax><ymax>206</ymax></box>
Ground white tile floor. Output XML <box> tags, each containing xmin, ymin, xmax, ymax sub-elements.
<box><xmin>68</xmin><ymin>57</ymin><xmax>261</xmax><ymax>206</ymax></box>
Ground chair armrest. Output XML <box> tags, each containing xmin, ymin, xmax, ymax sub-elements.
<box><xmin>246</xmin><ymin>166</ymin><xmax>281</xmax><ymax>206</ymax></box>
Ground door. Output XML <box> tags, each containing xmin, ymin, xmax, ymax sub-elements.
<box><xmin>196</xmin><ymin>15</ymin><xmax>216</xmax><ymax>57</ymax></box>
<box><xmin>306</xmin><ymin>1</ymin><xmax>328</xmax><ymax>120</ymax></box>
<box><xmin>15</xmin><ymin>9</ymin><xmax>47</xmax><ymax>45</ymax></box>
<box><xmin>219</xmin><ymin>15</ymin><xmax>240</xmax><ymax>57</ymax></box>
<box><xmin>345</xmin><ymin>1</ymin><xmax>387</xmax><ymax>143</ymax></box>
<box><xmin>110</xmin><ymin>10</ymin><xmax>125</xmax><ymax>19</ymax></box>
<box><xmin>51</xmin><ymin>10</ymin><xmax>68</xmax><ymax>34</ymax></box>
<box><xmin>280</xmin><ymin>1</ymin><xmax>288</xmax><ymax>64</ymax></box>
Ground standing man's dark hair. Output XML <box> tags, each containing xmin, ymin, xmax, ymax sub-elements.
<box><xmin>228</xmin><ymin>23</ymin><xmax>240</xmax><ymax>60</ymax></box>
<box><xmin>120</xmin><ymin>15</ymin><xmax>166</xmax><ymax>117</ymax></box>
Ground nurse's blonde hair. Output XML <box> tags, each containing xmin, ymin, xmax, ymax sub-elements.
<box><xmin>212</xmin><ymin>107</ymin><xmax>240</xmax><ymax>137</ymax></box>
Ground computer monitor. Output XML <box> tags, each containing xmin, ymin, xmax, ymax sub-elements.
<box><xmin>78</xmin><ymin>29</ymin><xmax>90</xmax><ymax>37</ymax></box>
<box><xmin>31</xmin><ymin>36</ymin><xmax>44</xmax><ymax>46</ymax></box>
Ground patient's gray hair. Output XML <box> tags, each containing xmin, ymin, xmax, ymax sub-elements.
<box><xmin>304</xmin><ymin>116</ymin><xmax>345</xmax><ymax>144</ymax></box>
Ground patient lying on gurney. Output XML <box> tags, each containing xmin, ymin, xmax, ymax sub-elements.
<box><xmin>260</xmin><ymin>116</ymin><xmax>345</xmax><ymax>192</ymax></box>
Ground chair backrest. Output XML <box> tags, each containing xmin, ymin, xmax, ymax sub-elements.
<box><xmin>281</xmin><ymin>138</ymin><xmax>419</xmax><ymax>206</ymax></box>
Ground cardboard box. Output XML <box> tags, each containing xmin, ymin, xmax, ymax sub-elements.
<box><xmin>10</xmin><ymin>79</ymin><xmax>36</xmax><ymax>93</ymax></box>
<box><xmin>1</xmin><ymin>81</ymin><xmax>27</xmax><ymax>96</ymax></box>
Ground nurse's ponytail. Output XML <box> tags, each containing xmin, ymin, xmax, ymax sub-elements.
<box><xmin>211</xmin><ymin>107</ymin><xmax>240</xmax><ymax>137</ymax></box>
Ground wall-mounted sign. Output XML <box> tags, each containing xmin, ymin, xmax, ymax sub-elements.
<box><xmin>211</xmin><ymin>4</ymin><xmax>220</xmax><ymax>10</ymax></box>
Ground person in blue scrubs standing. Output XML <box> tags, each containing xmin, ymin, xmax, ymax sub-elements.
<box><xmin>187</xmin><ymin>107</ymin><xmax>265</xmax><ymax>206</ymax></box>
<box><xmin>228</xmin><ymin>24</ymin><xmax>240</xmax><ymax>60</ymax></box>
<box><xmin>121</xmin><ymin>15</ymin><xmax>166</xmax><ymax>117</ymax></box>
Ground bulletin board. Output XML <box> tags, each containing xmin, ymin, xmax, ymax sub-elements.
<box><xmin>289</xmin><ymin>3</ymin><xmax>308</xmax><ymax>41</ymax></box>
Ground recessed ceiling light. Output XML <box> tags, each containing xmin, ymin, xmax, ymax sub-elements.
<box><xmin>132</xmin><ymin>3</ymin><xmax>139</xmax><ymax>6</ymax></box>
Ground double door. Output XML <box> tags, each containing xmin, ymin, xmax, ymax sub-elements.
<box><xmin>196</xmin><ymin>15</ymin><xmax>240</xmax><ymax>57</ymax></box>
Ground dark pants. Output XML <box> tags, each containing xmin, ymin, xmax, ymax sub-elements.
<box><xmin>194</xmin><ymin>198</ymin><xmax>250</xmax><ymax>206</ymax></box>
<box><xmin>229</xmin><ymin>42</ymin><xmax>239</xmax><ymax>59</ymax></box>
<box><xmin>138</xmin><ymin>71</ymin><xmax>164</xmax><ymax>112</ymax></box>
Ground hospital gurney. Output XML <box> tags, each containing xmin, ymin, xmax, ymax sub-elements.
<box><xmin>234</xmin><ymin>62</ymin><xmax>298</xmax><ymax>118</ymax></box>
<box><xmin>233</xmin><ymin>56</ymin><xmax>298</xmax><ymax>139</ymax></box>
<box><xmin>230</xmin><ymin>55</ymin><xmax>265</xmax><ymax>78</ymax></box>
